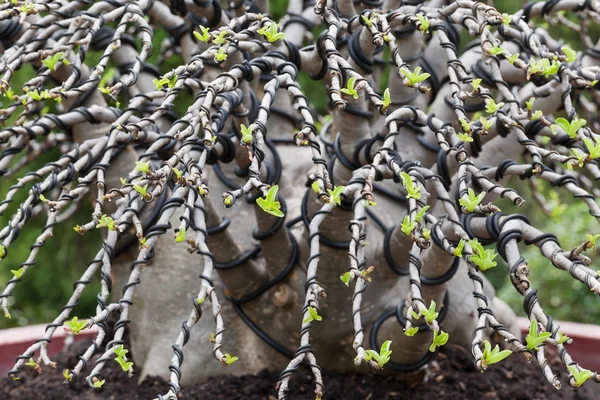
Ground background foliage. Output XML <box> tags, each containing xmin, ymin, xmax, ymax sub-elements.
<box><xmin>0</xmin><ymin>0</ymin><xmax>598</xmax><ymax>330</ymax></box>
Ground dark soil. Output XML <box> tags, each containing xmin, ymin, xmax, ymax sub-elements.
<box><xmin>0</xmin><ymin>340</ymin><xmax>595</xmax><ymax>400</ymax></box>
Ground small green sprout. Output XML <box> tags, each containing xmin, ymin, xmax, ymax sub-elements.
<box><xmin>361</xmin><ymin>13</ymin><xmax>376</xmax><ymax>28</ymax></box>
<box><xmin>456</xmin><ymin>133</ymin><xmax>473</xmax><ymax>144</ymax></box>
<box><xmin>212</xmin><ymin>30</ymin><xmax>229</xmax><ymax>46</ymax></box>
<box><xmin>481</xmin><ymin>340</ymin><xmax>512</xmax><ymax>369</ymax></box>
<box><xmin>341</xmin><ymin>76</ymin><xmax>359</xmax><ymax>99</ymax></box>
<box><xmin>114</xmin><ymin>357</ymin><xmax>134</xmax><ymax>373</ymax></box>
<box><xmin>571</xmin><ymin>148</ymin><xmax>586</xmax><ymax>168</ymax></box>
<box><xmin>557</xmin><ymin>331</ymin><xmax>571</xmax><ymax>345</ymax></box>
<box><xmin>526</xmin><ymin>97</ymin><xmax>535</xmax><ymax>111</ymax></box>
<box><xmin>240</xmin><ymin>124</ymin><xmax>253</xmax><ymax>144</ymax></box>
<box><xmin>340</xmin><ymin>272</ymin><xmax>352</xmax><ymax>286</ymax></box>
<box><xmin>63</xmin><ymin>369</ymin><xmax>72</xmax><ymax>382</ymax></box>
<box><xmin>454</xmin><ymin>239</ymin><xmax>466</xmax><ymax>257</ymax></box>
<box><xmin>562</xmin><ymin>45</ymin><xmax>577</xmax><ymax>63</ymax></box>
<box><xmin>471</xmin><ymin>78</ymin><xmax>482</xmax><ymax>92</ymax></box>
<box><xmin>479</xmin><ymin>116</ymin><xmax>492</xmax><ymax>131</ymax></box>
<box><xmin>552</xmin><ymin>117</ymin><xmax>586</xmax><ymax>139</ymax></box>
<box><xmin>175</xmin><ymin>228</ymin><xmax>186</xmax><ymax>243</ymax></box>
<box><xmin>311</xmin><ymin>180</ymin><xmax>320</xmax><ymax>194</ymax></box>
<box><xmin>193</xmin><ymin>25</ymin><xmax>211</xmax><ymax>42</ymax></box>
<box><xmin>93</xmin><ymin>378</ymin><xmax>105</xmax><ymax>388</ymax></box>
<box><xmin>172</xmin><ymin>167</ymin><xmax>182</xmax><ymax>180</ymax></box>
<box><xmin>365</xmin><ymin>340</ymin><xmax>392</xmax><ymax>368</ymax></box>
<box><xmin>415</xmin><ymin>205</ymin><xmax>430</xmax><ymax>223</ymax></box>
<box><xmin>327</xmin><ymin>185</ymin><xmax>345</xmax><ymax>206</ymax></box>
<box><xmin>429</xmin><ymin>329</ymin><xmax>449</xmax><ymax>352</ymax></box>
<box><xmin>139</xmin><ymin>237</ymin><xmax>147</xmax><ymax>248</ymax></box>
<box><xmin>113</xmin><ymin>345</ymin><xmax>129</xmax><ymax>359</ymax></box>
<box><xmin>400</xmin><ymin>172</ymin><xmax>420</xmax><ymax>199</ymax></box>
<box><xmin>416</xmin><ymin>14</ymin><xmax>430</xmax><ymax>33</ymax></box>
<box><xmin>41</xmin><ymin>52</ymin><xmax>66</xmax><ymax>71</ymax></box>
<box><xmin>459</xmin><ymin>118</ymin><xmax>473</xmax><ymax>133</ymax></box>
<box><xmin>135</xmin><ymin>161</ymin><xmax>150</xmax><ymax>174</ymax></box>
<box><xmin>459</xmin><ymin>188</ymin><xmax>486</xmax><ymax>212</ymax></box>
<box><xmin>64</xmin><ymin>316</ymin><xmax>87</xmax><ymax>335</ymax></box>
<box><xmin>468</xmin><ymin>238</ymin><xmax>498</xmax><ymax>271</ymax></box>
<box><xmin>5</xmin><ymin>312</ymin><xmax>11</xmax><ymax>319</ymax></box>
<box><xmin>583</xmin><ymin>138</ymin><xmax>600</xmax><ymax>160</ymax></box>
<box><xmin>133</xmin><ymin>184</ymin><xmax>149</xmax><ymax>198</ymax></box>
<box><xmin>401</xmin><ymin>215</ymin><xmax>416</xmax><ymax>236</ymax></box>
<box><xmin>487</xmin><ymin>44</ymin><xmax>505</xmax><ymax>56</ymax></box>
<box><xmin>257</xmin><ymin>22</ymin><xmax>285</xmax><ymax>43</ymax></box>
<box><xmin>485</xmin><ymin>98</ymin><xmax>505</xmax><ymax>114</ymax></box>
<box><xmin>256</xmin><ymin>185</ymin><xmax>284</xmax><ymax>218</ymax></box>
<box><xmin>502</xmin><ymin>13</ymin><xmax>511</xmax><ymax>26</ymax></box>
<box><xmin>404</xmin><ymin>327</ymin><xmax>419</xmax><ymax>337</ymax></box>
<box><xmin>215</xmin><ymin>47</ymin><xmax>228</xmax><ymax>62</ymax></box>
<box><xmin>303</xmin><ymin>306</ymin><xmax>322</xmax><ymax>324</ymax></box>
<box><xmin>197</xmin><ymin>297</ymin><xmax>204</xmax><ymax>305</ymax></box>
<box><xmin>507</xmin><ymin>53</ymin><xmax>520</xmax><ymax>64</ymax></box>
<box><xmin>526</xmin><ymin>319</ymin><xmax>552</xmax><ymax>351</ymax></box>
<box><xmin>381</xmin><ymin>88</ymin><xmax>391</xmax><ymax>109</ymax></box>
<box><xmin>10</xmin><ymin>267</ymin><xmax>24</xmax><ymax>279</ymax></box>
<box><xmin>419</xmin><ymin>300</ymin><xmax>439</xmax><ymax>324</ymax></box>
<box><xmin>586</xmin><ymin>234</ymin><xmax>600</xmax><ymax>249</ymax></box>
<box><xmin>5</xmin><ymin>88</ymin><xmax>15</xmax><ymax>100</ymax></box>
<box><xmin>422</xmin><ymin>228</ymin><xmax>431</xmax><ymax>240</ymax></box>
<box><xmin>399</xmin><ymin>66</ymin><xmax>430</xmax><ymax>86</ymax></box>
<box><xmin>96</xmin><ymin>214</ymin><xmax>116</xmax><ymax>231</ymax></box>
<box><xmin>540</xmin><ymin>58</ymin><xmax>560</xmax><ymax>78</ymax></box>
<box><xmin>27</xmin><ymin>90</ymin><xmax>44</xmax><ymax>101</ymax></box>
<box><xmin>224</xmin><ymin>354</ymin><xmax>239</xmax><ymax>365</ymax></box>
<box><xmin>209</xmin><ymin>333</ymin><xmax>215</xmax><ymax>343</ymax></box>
<box><xmin>568</xmin><ymin>366</ymin><xmax>594</xmax><ymax>387</ymax></box>
<box><xmin>25</xmin><ymin>358</ymin><xmax>38</xmax><ymax>368</ymax></box>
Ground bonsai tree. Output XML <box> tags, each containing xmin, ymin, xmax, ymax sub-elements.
<box><xmin>1</xmin><ymin>0</ymin><xmax>599</xmax><ymax>398</ymax></box>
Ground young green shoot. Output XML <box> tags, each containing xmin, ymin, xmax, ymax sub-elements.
<box><xmin>327</xmin><ymin>185</ymin><xmax>345</xmax><ymax>206</ymax></box>
<box><xmin>485</xmin><ymin>98</ymin><xmax>505</xmax><ymax>114</ymax></box>
<box><xmin>215</xmin><ymin>47</ymin><xmax>228</xmax><ymax>62</ymax></box>
<box><xmin>175</xmin><ymin>228</ymin><xmax>186</xmax><ymax>243</ymax></box>
<box><xmin>552</xmin><ymin>117</ymin><xmax>586</xmax><ymax>139</ymax></box>
<box><xmin>193</xmin><ymin>25</ymin><xmax>211</xmax><ymax>42</ymax></box>
<box><xmin>454</xmin><ymin>239</ymin><xmax>466</xmax><ymax>257</ymax></box>
<box><xmin>257</xmin><ymin>22</ymin><xmax>285</xmax><ymax>43</ymax></box>
<box><xmin>586</xmin><ymin>234</ymin><xmax>600</xmax><ymax>249</ymax></box>
<box><xmin>303</xmin><ymin>306</ymin><xmax>322</xmax><ymax>324</ymax></box>
<box><xmin>404</xmin><ymin>327</ymin><xmax>419</xmax><ymax>337</ymax></box>
<box><xmin>416</xmin><ymin>14</ymin><xmax>429</xmax><ymax>33</ymax></box>
<box><xmin>481</xmin><ymin>340</ymin><xmax>512</xmax><ymax>370</ymax></box>
<box><xmin>256</xmin><ymin>185</ymin><xmax>284</xmax><ymax>217</ymax></box>
<box><xmin>401</xmin><ymin>215</ymin><xmax>416</xmax><ymax>236</ymax></box>
<box><xmin>583</xmin><ymin>138</ymin><xmax>600</xmax><ymax>160</ymax></box>
<box><xmin>568</xmin><ymin>366</ymin><xmax>594</xmax><ymax>387</ymax></box>
<box><xmin>415</xmin><ymin>205</ymin><xmax>430</xmax><ymax>223</ymax></box>
<box><xmin>468</xmin><ymin>239</ymin><xmax>498</xmax><ymax>271</ymax></box>
<box><xmin>429</xmin><ymin>329</ymin><xmax>449</xmax><ymax>352</ymax></box>
<box><xmin>340</xmin><ymin>76</ymin><xmax>359</xmax><ymax>99</ymax></box>
<box><xmin>365</xmin><ymin>340</ymin><xmax>392</xmax><ymax>368</ymax></box>
<box><xmin>399</xmin><ymin>66</ymin><xmax>430</xmax><ymax>86</ymax></box>
<box><xmin>399</xmin><ymin>172</ymin><xmax>420</xmax><ymax>199</ymax></box>
<box><xmin>64</xmin><ymin>316</ymin><xmax>87</xmax><ymax>335</ymax></box>
<box><xmin>526</xmin><ymin>319</ymin><xmax>552</xmax><ymax>351</ymax></box>
<box><xmin>224</xmin><ymin>354</ymin><xmax>239</xmax><ymax>365</ymax></box>
<box><xmin>41</xmin><ymin>52</ymin><xmax>67</xmax><ymax>71</ymax></box>
<box><xmin>240</xmin><ymin>124</ymin><xmax>254</xmax><ymax>144</ymax></box>
<box><xmin>381</xmin><ymin>88</ymin><xmax>391</xmax><ymax>110</ymax></box>
<box><xmin>459</xmin><ymin>188</ymin><xmax>486</xmax><ymax>212</ymax></box>
<box><xmin>10</xmin><ymin>267</ymin><xmax>24</xmax><ymax>279</ymax></box>
<box><xmin>562</xmin><ymin>46</ymin><xmax>577</xmax><ymax>63</ymax></box>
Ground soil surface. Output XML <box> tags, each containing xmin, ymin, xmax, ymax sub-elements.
<box><xmin>0</xmin><ymin>339</ymin><xmax>595</xmax><ymax>399</ymax></box>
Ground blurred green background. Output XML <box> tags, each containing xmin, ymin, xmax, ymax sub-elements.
<box><xmin>0</xmin><ymin>0</ymin><xmax>598</xmax><ymax>331</ymax></box>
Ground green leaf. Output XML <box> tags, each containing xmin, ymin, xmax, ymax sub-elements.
<box><xmin>327</xmin><ymin>185</ymin><xmax>345</xmax><ymax>206</ymax></box>
<box><xmin>401</xmin><ymin>215</ymin><xmax>416</xmax><ymax>236</ymax></box>
<box><xmin>568</xmin><ymin>365</ymin><xmax>593</xmax><ymax>387</ymax></box>
<box><xmin>365</xmin><ymin>340</ymin><xmax>392</xmax><ymax>368</ymax></box>
<box><xmin>224</xmin><ymin>354</ymin><xmax>239</xmax><ymax>365</ymax></box>
<box><xmin>135</xmin><ymin>161</ymin><xmax>150</xmax><ymax>174</ymax></box>
<box><xmin>415</xmin><ymin>205</ymin><xmax>430</xmax><ymax>223</ymax></box>
<box><xmin>340</xmin><ymin>76</ymin><xmax>359</xmax><ymax>99</ymax></box>
<box><xmin>64</xmin><ymin>316</ymin><xmax>87</xmax><ymax>335</ymax></box>
<box><xmin>340</xmin><ymin>272</ymin><xmax>352</xmax><ymax>286</ymax></box>
<box><xmin>526</xmin><ymin>319</ymin><xmax>552</xmax><ymax>351</ymax></box>
<box><xmin>215</xmin><ymin>47</ymin><xmax>228</xmax><ymax>62</ymax></box>
<box><xmin>481</xmin><ymin>340</ymin><xmax>512</xmax><ymax>369</ymax></box>
<box><xmin>133</xmin><ymin>184</ymin><xmax>149</xmax><ymax>198</ymax></box>
<box><xmin>197</xmin><ymin>297</ymin><xmax>204</xmax><ymax>305</ymax></box>
<box><xmin>485</xmin><ymin>98</ymin><xmax>504</xmax><ymax>114</ymax></box>
<box><xmin>404</xmin><ymin>327</ymin><xmax>419</xmax><ymax>337</ymax></box>
<box><xmin>471</xmin><ymin>78</ymin><xmax>482</xmax><ymax>92</ymax></box>
<box><xmin>554</xmin><ymin>117</ymin><xmax>586</xmax><ymax>138</ymax></box>
<box><xmin>429</xmin><ymin>329</ymin><xmax>449</xmax><ymax>352</ymax></box>
<box><xmin>416</xmin><ymin>14</ymin><xmax>429</xmax><ymax>33</ymax></box>
<box><xmin>419</xmin><ymin>300</ymin><xmax>439</xmax><ymax>324</ymax></box>
<box><xmin>562</xmin><ymin>46</ymin><xmax>577</xmax><ymax>63</ymax></box>
<box><xmin>41</xmin><ymin>52</ymin><xmax>65</xmax><ymax>71</ymax></box>
<box><xmin>11</xmin><ymin>267</ymin><xmax>24</xmax><ymax>279</ymax></box>
<box><xmin>382</xmin><ymin>88</ymin><xmax>391</xmax><ymax>109</ymax></box>
<box><xmin>399</xmin><ymin>172</ymin><xmax>420</xmax><ymax>199</ymax></box>
<box><xmin>583</xmin><ymin>138</ymin><xmax>600</xmax><ymax>159</ymax></box>
<box><xmin>507</xmin><ymin>53</ymin><xmax>519</xmax><ymax>64</ymax></box>
<box><xmin>194</xmin><ymin>25</ymin><xmax>211</xmax><ymax>42</ymax></box>
<box><xmin>311</xmin><ymin>180</ymin><xmax>320</xmax><ymax>194</ymax></box>
<box><xmin>454</xmin><ymin>239</ymin><xmax>465</xmax><ymax>257</ymax></box>
<box><xmin>112</xmin><ymin>345</ymin><xmax>129</xmax><ymax>359</ymax></box>
<box><xmin>93</xmin><ymin>379</ymin><xmax>105</xmax><ymax>388</ymax></box>
<box><xmin>557</xmin><ymin>331</ymin><xmax>571</xmax><ymax>345</ymax></box>
<box><xmin>25</xmin><ymin>358</ymin><xmax>37</xmax><ymax>368</ymax></box>
<box><xmin>303</xmin><ymin>306</ymin><xmax>322</xmax><ymax>324</ymax></box>
<box><xmin>488</xmin><ymin>45</ymin><xmax>505</xmax><ymax>56</ymax></box>
<box><xmin>456</xmin><ymin>133</ymin><xmax>473</xmax><ymax>143</ymax></box>
<box><xmin>172</xmin><ymin>167</ymin><xmax>182</xmax><ymax>180</ymax></box>
<box><xmin>175</xmin><ymin>228</ymin><xmax>186</xmax><ymax>243</ymax></box>
<box><xmin>256</xmin><ymin>185</ymin><xmax>284</xmax><ymax>217</ymax></box>
<box><xmin>212</xmin><ymin>31</ymin><xmax>229</xmax><ymax>45</ymax></box>
<box><xmin>459</xmin><ymin>188</ymin><xmax>486</xmax><ymax>212</ymax></box>
<box><xmin>114</xmin><ymin>357</ymin><xmax>134</xmax><ymax>373</ymax></box>
<box><xmin>400</xmin><ymin>66</ymin><xmax>430</xmax><ymax>86</ymax></box>
<box><xmin>526</xmin><ymin>97</ymin><xmax>535</xmax><ymax>111</ymax></box>
<box><xmin>586</xmin><ymin>234</ymin><xmax>600</xmax><ymax>249</ymax></box>
<box><xmin>240</xmin><ymin>124</ymin><xmax>254</xmax><ymax>144</ymax></box>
